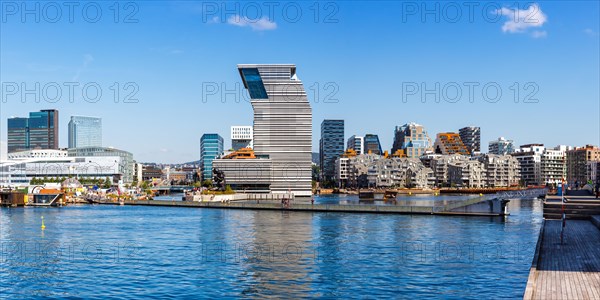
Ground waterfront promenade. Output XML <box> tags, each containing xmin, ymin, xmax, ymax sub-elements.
<box><xmin>523</xmin><ymin>216</ymin><xmax>600</xmax><ymax>299</ymax></box>
<box><xmin>101</xmin><ymin>198</ymin><xmax>509</xmax><ymax>216</ymax></box>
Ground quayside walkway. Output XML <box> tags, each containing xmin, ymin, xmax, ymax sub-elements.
<box><xmin>523</xmin><ymin>217</ymin><xmax>600</xmax><ymax>299</ymax></box>
<box><xmin>99</xmin><ymin>199</ymin><xmax>509</xmax><ymax>216</ymax></box>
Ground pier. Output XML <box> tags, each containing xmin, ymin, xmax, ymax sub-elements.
<box><xmin>100</xmin><ymin>197</ymin><xmax>514</xmax><ymax>216</ymax></box>
<box><xmin>524</xmin><ymin>191</ymin><xmax>600</xmax><ymax>299</ymax></box>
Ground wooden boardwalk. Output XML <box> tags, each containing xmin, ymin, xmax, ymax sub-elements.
<box><xmin>524</xmin><ymin>219</ymin><xmax>600</xmax><ymax>299</ymax></box>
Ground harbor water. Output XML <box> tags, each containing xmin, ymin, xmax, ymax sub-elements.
<box><xmin>0</xmin><ymin>195</ymin><xmax>543</xmax><ymax>298</ymax></box>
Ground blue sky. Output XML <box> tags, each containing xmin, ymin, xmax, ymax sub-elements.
<box><xmin>1</xmin><ymin>1</ymin><xmax>599</xmax><ymax>163</ymax></box>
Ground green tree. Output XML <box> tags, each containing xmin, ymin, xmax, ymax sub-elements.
<box><xmin>202</xmin><ymin>179</ymin><xmax>213</xmax><ymax>188</ymax></box>
<box><xmin>224</xmin><ymin>185</ymin><xmax>234</xmax><ymax>194</ymax></box>
<box><xmin>103</xmin><ymin>177</ymin><xmax>112</xmax><ymax>188</ymax></box>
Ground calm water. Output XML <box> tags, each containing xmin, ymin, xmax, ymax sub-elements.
<box><xmin>0</xmin><ymin>196</ymin><xmax>543</xmax><ymax>299</ymax></box>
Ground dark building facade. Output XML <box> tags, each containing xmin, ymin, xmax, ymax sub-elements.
<box><xmin>364</xmin><ymin>134</ymin><xmax>383</xmax><ymax>155</ymax></box>
<box><xmin>320</xmin><ymin>120</ymin><xmax>345</xmax><ymax>184</ymax></box>
<box><xmin>459</xmin><ymin>126</ymin><xmax>481</xmax><ymax>154</ymax></box>
<box><xmin>7</xmin><ymin>109</ymin><xmax>58</xmax><ymax>153</ymax></box>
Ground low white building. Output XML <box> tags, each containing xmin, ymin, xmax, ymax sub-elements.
<box><xmin>0</xmin><ymin>148</ymin><xmax>132</xmax><ymax>187</ymax></box>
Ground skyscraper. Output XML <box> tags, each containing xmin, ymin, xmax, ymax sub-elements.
<box><xmin>391</xmin><ymin>122</ymin><xmax>433</xmax><ymax>158</ymax></box>
<box><xmin>364</xmin><ymin>134</ymin><xmax>383</xmax><ymax>155</ymax></box>
<box><xmin>213</xmin><ymin>64</ymin><xmax>313</xmax><ymax>196</ymax></box>
<box><xmin>200</xmin><ymin>133</ymin><xmax>224</xmax><ymax>181</ymax></box>
<box><xmin>68</xmin><ymin>116</ymin><xmax>102</xmax><ymax>148</ymax></box>
<box><xmin>231</xmin><ymin>126</ymin><xmax>253</xmax><ymax>150</ymax></box>
<box><xmin>7</xmin><ymin>109</ymin><xmax>58</xmax><ymax>153</ymax></box>
<box><xmin>489</xmin><ymin>137</ymin><xmax>515</xmax><ymax>155</ymax></box>
<box><xmin>320</xmin><ymin>119</ymin><xmax>345</xmax><ymax>184</ymax></box>
<box><xmin>7</xmin><ymin>117</ymin><xmax>29</xmax><ymax>153</ymax></box>
<box><xmin>459</xmin><ymin>126</ymin><xmax>480</xmax><ymax>154</ymax></box>
<box><xmin>347</xmin><ymin>135</ymin><xmax>364</xmax><ymax>155</ymax></box>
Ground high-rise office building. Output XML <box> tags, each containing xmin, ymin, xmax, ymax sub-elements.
<box><xmin>7</xmin><ymin>109</ymin><xmax>58</xmax><ymax>153</ymax></box>
<box><xmin>391</xmin><ymin>122</ymin><xmax>433</xmax><ymax>158</ymax></box>
<box><xmin>213</xmin><ymin>64</ymin><xmax>313</xmax><ymax>196</ymax></box>
<box><xmin>200</xmin><ymin>133</ymin><xmax>224</xmax><ymax>181</ymax></box>
<box><xmin>433</xmin><ymin>132</ymin><xmax>469</xmax><ymax>155</ymax></box>
<box><xmin>319</xmin><ymin>120</ymin><xmax>345</xmax><ymax>183</ymax></box>
<box><xmin>230</xmin><ymin>126</ymin><xmax>253</xmax><ymax>150</ymax></box>
<box><xmin>68</xmin><ymin>116</ymin><xmax>102</xmax><ymax>148</ymax></box>
<box><xmin>364</xmin><ymin>134</ymin><xmax>383</xmax><ymax>155</ymax></box>
<box><xmin>459</xmin><ymin>126</ymin><xmax>480</xmax><ymax>154</ymax></box>
<box><xmin>489</xmin><ymin>137</ymin><xmax>515</xmax><ymax>155</ymax></box>
<box><xmin>7</xmin><ymin>117</ymin><xmax>29</xmax><ymax>153</ymax></box>
<box><xmin>347</xmin><ymin>135</ymin><xmax>364</xmax><ymax>155</ymax></box>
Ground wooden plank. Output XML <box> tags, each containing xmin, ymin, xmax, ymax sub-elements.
<box><xmin>525</xmin><ymin>219</ymin><xmax>600</xmax><ymax>300</ymax></box>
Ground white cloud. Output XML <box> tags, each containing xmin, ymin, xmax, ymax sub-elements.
<box><xmin>226</xmin><ymin>15</ymin><xmax>277</xmax><ymax>31</ymax></box>
<box><xmin>531</xmin><ymin>30</ymin><xmax>547</xmax><ymax>38</ymax></box>
<box><xmin>496</xmin><ymin>3</ymin><xmax>548</xmax><ymax>34</ymax></box>
<box><xmin>584</xmin><ymin>28</ymin><xmax>598</xmax><ymax>37</ymax></box>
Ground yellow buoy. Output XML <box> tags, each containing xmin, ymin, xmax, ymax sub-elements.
<box><xmin>479</xmin><ymin>193</ymin><xmax>483</xmax><ymax>197</ymax></box>
<box><xmin>41</xmin><ymin>216</ymin><xmax>46</xmax><ymax>230</ymax></box>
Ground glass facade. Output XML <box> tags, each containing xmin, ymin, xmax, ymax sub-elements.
<box><xmin>200</xmin><ymin>134</ymin><xmax>224</xmax><ymax>181</ymax></box>
<box><xmin>320</xmin><ymin>120</ymin><xmax>345</xmax><ymax>183</ymax></box>
<box><xmin>7</xmin><ymin>118</ymin><xmax>29</xmax><ymax>153</ymax></box>
<box><xmin>7</xmin><ymin>110</ymin><xmax>58</xmax><ymax>153</ymax></box>
<box><xmin>241</xmin><ymin>68</ymin><xmax>268</xmax><ymax>99</ymax></box>
<box><xmin>69</xmin><ymin>116</ymin><xmax>102</xmax><ymax>148</ymax></box>
<box><xmin>364</xmin><ymin>134</ymin><xmax>383</xmax><ymax>155</ymax></box>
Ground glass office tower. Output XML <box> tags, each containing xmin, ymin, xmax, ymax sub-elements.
<box><xmin>68</xmin><ymin>116</ymin><xmax>102</xmax><ymax>148</ymax></box>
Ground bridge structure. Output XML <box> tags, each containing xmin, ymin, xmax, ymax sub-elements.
<box><xmin>149</xmin><ymin>185</ymin><xmax>192</xmax><ymax>193</ymax></box>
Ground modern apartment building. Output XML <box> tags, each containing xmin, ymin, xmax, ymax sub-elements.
<box><xmin>391</xmin><ymin>122</ymin><xmax>433</xmax><ymax>158</ymax></box>
<box><xmin>433</xmin><ymin>132</ymin><xmax>470</xmax><ymax>155</ymax></box>
<box><xmin>489</xmin><ymin>137</ymin><xmax>514</xmax><ymax>155</ymax></box>
<box><xmin>448</xmin><ymin>160</ymin><xmax>486</xmax><ymax>188</ymax></box>
<box><xmin>68</xmin><ymin>116</ymin><xmax>102</xmax><ymax>148</ymax></box>
<box><xmin>231</xmin><ymin>126</ymin><xmax>253</xmax><ymax>150</ymax></box>
<box><xmin>459</xmin><ymin>126</ymin><xmax>481</xmax><ymax>154</ymax></box>
<box><xmin>319</xmin><ymin>119</ymin><xmax>345</xmax><ymax>184</ymax></box>
<box><xmin>541</xmin><ymin>145</ymin><xmax>570</xmax><ymax>185</ymax></box>
<box><xmin>347</xmin><ymin>135</ymin><xmax>364</xmax><ymax>155</ymax></box>
<box><xmin>476</xmin><ymin>154</ymin><xmax>520</xmax><ymax>187</ymax></box>
<box><xmin>213</xmin><ymin>64</ymin><xmax>313</xmax><ymax>196</ymax></box>
<box><xmin>7</xmin><ymin>109</ymin><xmax>58</xmax><ymax>153</ymax></box>
<box><xmin>200</xmin><ymin>133</ymin><xmax>224</xmax><ymax>181</ymax></box>
<box><xmin>566</xmin><ymin>145</ymin><xmax>600</xmax><ymax>187</ymax></box>
<box><xmin>512</xmin><ymin>144</ymin><xmax>545</xmax><ymax>186</ymax></box>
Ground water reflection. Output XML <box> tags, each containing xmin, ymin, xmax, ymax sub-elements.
<box><xmin>1</xmin><ymin>197</ymin><xmax>543</xmax><ymax>299</ymax></box>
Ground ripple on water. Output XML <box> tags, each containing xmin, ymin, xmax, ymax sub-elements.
<box><xmin>0</xmin><ymin>198</ymin><xmax>543</xmax><ymax>298</ymax></box>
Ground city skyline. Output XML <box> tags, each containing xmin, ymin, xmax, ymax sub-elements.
<box><xmin>1</xmin><ymin>2</ymin><xmax>599</xmax><ymax>163</ymax></box>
